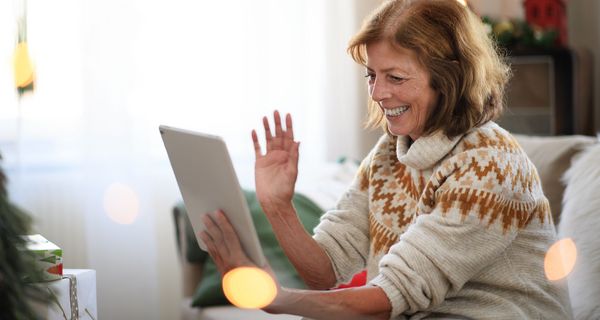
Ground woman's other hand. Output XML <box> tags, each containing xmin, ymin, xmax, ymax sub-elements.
<box><xmin>200</xmin><ymin>210</ymin><xmax>284</xmax><ymax>310</ymax></box>
<box><xmin>252</xmin><ymin>110</ymin><xmax>300</xmax><ymax>214</ymax></box>
<box><xmin>199</xmin><ymin>210</ymin><xmax>254</xmax><ymax>275</ymax></box>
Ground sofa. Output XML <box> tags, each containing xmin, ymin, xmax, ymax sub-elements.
<box><xmin>173</xmin><ymin>134</ymin><xmax>600</xmax><ymax>320</ymax></box>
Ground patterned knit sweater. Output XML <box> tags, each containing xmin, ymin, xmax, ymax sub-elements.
<box><xmin>313</xmin><ymin>122</ymin><xmax>572</xmax><ymax>319</ymax></box>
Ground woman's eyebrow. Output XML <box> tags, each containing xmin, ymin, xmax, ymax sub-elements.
<box><xmin>365</xmin><ymin>66</ymin><xmax>409</xmax><ymax>74</ymax></box>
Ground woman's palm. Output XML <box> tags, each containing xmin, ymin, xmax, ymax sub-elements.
<box><xmin>252</xmin><ymin>111</ymin><xmax>299</xmax><ymax>209</ymax></box>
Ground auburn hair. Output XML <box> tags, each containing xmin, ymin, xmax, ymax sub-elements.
<box><xmin>348</xmin><ymin>0</ymin><xmax>511</xmax><ymax>138</ymax></box>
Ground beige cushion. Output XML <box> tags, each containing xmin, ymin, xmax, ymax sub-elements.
<box><xmin>513</xmin><ymin>134</ymin><xmax>597</xmax><ymax>225</ymax></box>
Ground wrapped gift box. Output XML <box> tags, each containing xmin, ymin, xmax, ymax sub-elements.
<box><xmin>24</xmin><ymin>234</ymin><xmax>63</xmax><ymax>281</ymax></box>
<box><xmin>31</xmin><ymin>269</ymin><xmax>98</xmax><ymax>320</ymax></box>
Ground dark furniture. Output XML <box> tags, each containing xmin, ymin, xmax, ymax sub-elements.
<box><xmin>498</xmin><ymin>47</ymin><xmax>594</xmax><ymax>136</ymax></box>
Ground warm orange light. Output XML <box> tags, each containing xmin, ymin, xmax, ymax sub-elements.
<box><xmin>13</xmin><ymin>42</ymin><xmax>35</xmax><ymax>88</ymax></box>
<box><xmin>544</xmin><ymin>238</ymin><xmax>577</xmax><ymax>281</ymax></box>
<box><xmin>103</xmin><ymin>182</ymin><xmax>140</xmax><ymax>225</ymax></box>
<box><xmin>222</xmin><ymin>267</ymin><xmax>277</xmax><ymax>309</ymax></box>
<box><xmin>457</xmin><ymin>0</ymin><xmax>467</xmax><ymax>7</ymax></box>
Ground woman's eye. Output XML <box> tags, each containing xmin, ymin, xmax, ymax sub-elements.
<box><xmin>364</xmin><ymin>73</ymin><xmax>375</xmax><ymax>81</ymax></box>
<box><xmin>389</xmin><ymin>75</ymin><xmax>405</xmax><ymax>83</ymax></box>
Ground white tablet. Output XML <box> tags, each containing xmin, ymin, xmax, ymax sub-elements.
<box><xmin>159</xmin><ymin>125</ymin><xmax>267</xmax><ymax>267</ymax></box>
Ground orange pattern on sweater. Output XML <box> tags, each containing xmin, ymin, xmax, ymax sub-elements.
<box><xmin>364</xmin><ymin>126</ymin><xmax>552</xmax><ymax>256</ymax></box>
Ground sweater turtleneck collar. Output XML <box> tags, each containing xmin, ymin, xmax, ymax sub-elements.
<box><xmin>395</xmin><ymin>130</ymin><xmax>463</xmax><ymax>170</ymax></box>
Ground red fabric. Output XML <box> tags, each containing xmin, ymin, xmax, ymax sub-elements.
<box><xmin>335</xmin><ymin>270</ymin><xmax>367</xmax><ymax>289</ymax></box>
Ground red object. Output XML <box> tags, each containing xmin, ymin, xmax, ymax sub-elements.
<box><xmin>523</xmin><ymin>0</ymin><xmax>568</xmax><ymax>46</ymax></box>
<box><xmin>47</xmin><ymin>263</ymin><xmax>63</xmax><ymax>276</ymax></box>
<box><xmin>335</xmin><ymin>270</ymin><xmax>367</xmax><ymax>289</ymax></box>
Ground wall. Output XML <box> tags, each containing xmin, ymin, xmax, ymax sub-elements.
<box><xmin>322</xmin><ymin>0</ymin><xmax>383</xmax><ymax>162</ymax></box>
<box><xmin>567</xmin><ymin>0</ymin><xmax>600</xmax><ymax>133</ymax></box>
<box><xmin>468</xmin><ymin>0</ymin><xmax>524</xmax><ymax>19</ymax></box>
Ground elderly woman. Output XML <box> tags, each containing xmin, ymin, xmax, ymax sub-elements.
<box><xmin>200</xmin><ymin>0</ymin><xmax>572</xmax><ymax>319</ymax></box>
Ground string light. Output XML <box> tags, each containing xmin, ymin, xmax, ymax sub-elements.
<box><xmin>544</xmin><ymin>238</ymin><xmax>577</xmax><ymax>281</ymax></box>
<box><xmin>103</xmin><ymin>182</ymin><xmax>140</xmax><ymax>225</ymax></box>
<box><xmin>222</xmin><ymin>267</ymin><xmax>277</xmax><ymax>309</ymax></box>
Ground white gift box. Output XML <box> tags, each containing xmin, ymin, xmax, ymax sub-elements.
<box><xmin>32</xmin><ymin>269</ymin><xmax>98</xmax><ymax>320</ymax></box>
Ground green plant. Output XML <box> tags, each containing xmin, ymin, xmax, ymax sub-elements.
<box><xmin>482</xmin><ymin>16</ymin><xmax>559</xmax><ymax>50</ymax></box>
<box><xmin>0</xmin><ymin>157</ymin><xmax>49</xmax><ymax>320</ymax></box>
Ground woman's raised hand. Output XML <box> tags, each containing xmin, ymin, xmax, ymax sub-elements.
<box><xmin>252</xmin><ymin>111</ymin><xmax>300</xmax><ymax>214</ymax></box>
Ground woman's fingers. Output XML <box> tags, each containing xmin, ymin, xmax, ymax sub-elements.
<box><xmin>213</xmin><ymin>210</ymin><xmax>249</xmax><ymax>261</ymax></box>
<box><xmin>201</xmin><ymin>210</ymin><xmax>253</xmax><ymax>273</ymax></box>
<box><xmin>200</xmin><ymin>229</ymin><xmax>226</xmax><ymax>271</ymax></box>
<box><xmin>285</xmin><ymin>113</ymin><xmax>294</xmax><ymax>141</ymax></box>
<box><xmin>273</xmin><ymin>110</ymin><xmax>283</xmax><ymax>149</ymax></box>
<box><xmin>263</xmin><ymin>116</ymin><xmax>273</xmax><ymax>151</ymax></box>
<box><xmin>252</xmin><ymin>130</ymin><xmax>262</xmax><ymax>159</ymax></box>
<box><xmin>202</xmin><ymin>212</ymin><xmax>224</xmax><ymax>244</ymax></box>
<box><xmin>292</xmin><ymin>141</ymin><xmax>300</xmax><ymax>166</ymax></box>
<box><xmin>255</xmin><ymin>110</ymin><xmax>296</xmax><ymax>153</ymax></box>
<box><xmin>283</xmin><ymin>113</ymin><xmax>294</xmax><ymax>150</ymax></box>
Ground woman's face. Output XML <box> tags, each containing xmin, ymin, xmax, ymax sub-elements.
<box><xmin>365</xmin><ymin>41</ymin><xmax>439</xmax><ymax>140</ymax></box>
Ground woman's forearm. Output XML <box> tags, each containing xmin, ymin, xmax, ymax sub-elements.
<box><xmin>262</xmin><ymin>202</ymin><xmax>337</xmax><ymax>290</ymax></box>
<box><xmin>267</xmin><ymin>285</ymin><xmax>392</xmax><ymax>320</ymax></box>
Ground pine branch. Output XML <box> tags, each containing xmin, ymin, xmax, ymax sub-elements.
<box><xmin>0</xmin><ymin>156</ymin><xmax>50</xmax><ymax>319</ymax></box>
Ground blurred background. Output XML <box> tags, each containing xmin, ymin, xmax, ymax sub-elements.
<box><xmin>0</xmin><ymin>0</ymin><xmax>598</xmax><ymax>319</ymax></box>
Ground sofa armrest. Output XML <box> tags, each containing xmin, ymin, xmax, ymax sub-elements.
<box><xmin>513</xmin><ymin>134</ymin><xmax>597</xmax><ymax>225</ymax></box>
<box><xmin>173</xmin><ymin>206</ymin><xmax>204</xmax><ymax>297</ymax></box>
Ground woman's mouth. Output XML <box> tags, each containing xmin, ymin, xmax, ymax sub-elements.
<box><xmin>384</xmin><ymin>105</ymin><xmax>409</xmax><ymax>117</ymax></box>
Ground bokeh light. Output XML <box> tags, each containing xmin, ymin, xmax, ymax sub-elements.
<box><xmin>457</xmin><ymin>0</ymin><xmax>467</xmax><ymax>7</ymax></box>
<box><xmin>222</xmin><ymin>267</ymin><xmax>277</xmax><ymax>309</ymax></box>
<box><xmin>545</xmin><ymin>238</ymin><xmax>577</xmax><ymax>281</ymax></box>
<box><xmin>13</xmin><ymin>42</ymin><xmax>35</xmax><ymax>88</ymax></box>
<box><xmin>103</xmin><ymin>182</ymin><xmax>140</xmax><ymax>225</ymax></box>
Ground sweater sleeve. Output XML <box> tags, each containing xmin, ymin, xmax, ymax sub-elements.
<box><xmin>312</xmin><ymin>153</ymin><xmax>373</xmax><ymax>285</ymax></box>
<box><xmin>369</xmin><ymin>147</ymin><xmax>548</xmax><ymax>317</ymax></box>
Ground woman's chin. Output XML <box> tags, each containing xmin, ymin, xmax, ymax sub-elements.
<box><xmin>386</xmin><ymin>123</ymin><xmax>409</xmax><ymax>137</ymax></box>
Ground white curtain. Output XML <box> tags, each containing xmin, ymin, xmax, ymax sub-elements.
<box><xmin>0</xmin><ymin>0</ymin><xmax>380</xmax><ymax>318</ymax></box>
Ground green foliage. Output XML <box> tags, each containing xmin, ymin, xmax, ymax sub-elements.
<box><xmin>0</xmin><ymin>160</ymin><xmax>49</xmax><ymax>319</ymax></box>
<box><xmin>482</xmin><ymin>16</ymin><xmax>559</xmax><ymax>50</ymax></box>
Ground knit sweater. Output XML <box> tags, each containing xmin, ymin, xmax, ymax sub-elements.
<box><xmin>313</xmin><ymin>122</ymin><xmax>572</xmax><ymax>319</ymax></box>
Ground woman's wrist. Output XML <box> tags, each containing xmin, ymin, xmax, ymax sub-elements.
<box><xmin>260</xmin><ymin>200</ymin><xmax>295</xmax><ymax>218</ymax></box>
<box><xmin>263</xmin><ymin>286</ymin><xmax>293</xmax><ymax>314</ymax></box>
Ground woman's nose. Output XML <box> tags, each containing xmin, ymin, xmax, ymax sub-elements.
<box><xmin>369</xmin><ymin>79</ymin><xmax>391</xmax><ymax>102</ymax></box>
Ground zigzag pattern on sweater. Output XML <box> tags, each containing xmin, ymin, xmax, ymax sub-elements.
<box><xmin>436</xmin><ymin>188</ymin><xmax>551</xmax><ymax>233</ymax></box>
<box><xmin>369</xmin><ymin>214</ymin><xmax>400</xmax><ymax>256</ymax></box>
<box><xmin>459</xmin><ymin>129</ymin><xmax>522</xmax><ymax>153</ymax></box>
<box><xmin>364</xmin><ymin>126</ymin><xmax>552</xmax><ymax>255</ymax></box>
<box><xmin>366</xmin><ymin>139</ymin><xmax>423</xmax><ymax>255</ymax></box>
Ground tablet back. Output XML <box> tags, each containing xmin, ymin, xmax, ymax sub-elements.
<box><xmin>159</xmin><ymin>125</ymin><xmax>266</xmax><ymax>267</ymax></box>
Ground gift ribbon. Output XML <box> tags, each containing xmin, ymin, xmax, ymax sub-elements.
<box><xmin>63</xmin><ymin>274</ymin><xmax>96</xmax><ymax>320</ymax></box>
<box><xmin>48</xmin><ymin>275</ymin><xmax>79</xmax><ymax>320</ymax></box>
<box><xmin>63</xmin><ymin>274</ymin><xmax>79</xmax><ymax>320</ymax></box>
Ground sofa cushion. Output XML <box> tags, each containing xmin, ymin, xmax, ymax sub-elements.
<box><xmin>558</xmin><ymin>142</ymin><xmax>600</xmax><ymax>320</ymax></box>
<box><xmin>197</xmin><ymin>305</ymin><xmax>302</xmax><ymax>320</ymax></box>
<box><xmin>513</xmin><ymin>134</ymin><xmax>597</xmax><ymax>225</ymax></box>
<box><xmin>175</xmin><ymin>189</ymin><xmax>323</xmax><ymax>308</ymax></box>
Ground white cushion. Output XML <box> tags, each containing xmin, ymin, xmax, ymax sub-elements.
<box><xmin>558</xmin><ymin>142</ymin><xmax>600</xmax><ymax>320</ymax></box>
<box><xmin>197</xmin><ymin>306</ymin><xmax>302</xmax><ymax>320</ymax></box>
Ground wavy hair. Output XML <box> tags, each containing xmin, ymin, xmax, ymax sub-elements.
<box><xmin>349</xmin><ymin>0</ymin><xmax>511</xmax><ymax>138</ymax></box>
